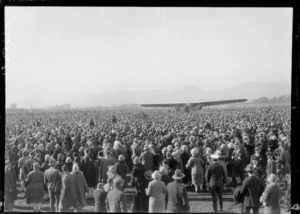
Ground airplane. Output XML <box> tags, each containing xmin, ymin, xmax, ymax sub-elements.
<box><xmin>141</xmin><ymin>99</ymin><xmax>247</xmax><ymax>113</ymax></box>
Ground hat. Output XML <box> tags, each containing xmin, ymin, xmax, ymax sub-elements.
<box><xmin>144</xmin><ymin>170</ymin><xmax>153</xmax><ymax>180</ymax></box>
<box><xmin>49</xmin><ymin>158</ymin><xmax>57</xmax><ymax>166</ymax></box>
<box><xmin>172</xmin><ymin>169</ymin><xmax>185</xmax><ymax>180</ymax></box>
<box><xmin>245</xmin><ymin>164</ymin><xmax>254</xmax><ymax>172</ymax></box>
<box><xmin>210</xmin><ymin>154</ymin><xmax>219</xmax><ymax>160</ymax></box>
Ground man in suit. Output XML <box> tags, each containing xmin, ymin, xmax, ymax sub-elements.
<box><xmin>166</xmin><ymin>169</ymin><xmax>190</xmax><ymax>213</ymax></box>
<box><xmin>106</xmin><ymin>177</ymin><xmax>128</xmax><ymax>212</ymax></box>
<box><xmin>231</xmin><ymin>142</ymin><xmax>247</xmax><ymax>187</ymax></box>
<box><xmin>205</xmin><ymin>154</ymin><xmax>226</xmax><ymax>213</ymax></box>
<box><xmin>240</xmin><ymin>164</ymin><xmax>265</xmax><ymax>214</ymax></box>
<box><xmin>44</xmin><ymin>158</ymin><xmax>62</xmax><ymax>212</ymax></box>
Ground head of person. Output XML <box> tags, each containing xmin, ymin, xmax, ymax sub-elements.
<box><xmin>152</xmin><ymin>170</ymin><xmax>161</xmax><ymax>180</ymax></box>
<box><xmin>72</xmin><ymin>163</ymin><xmax>80</xmax><ymax>172</ymax></box>
<box><xmin>66</xmin><ymin>157</ymin><xmax>72</xmax><ymax>163</ymax></box>
<box><xmin>97</xmin><ymin>182</ymin><xmax>105</xmax><ymax>191</ymax></box>
<box><xmin>181</xmin><ymin>145</ymin><xmax>188</xmax><ymax>152</ymax></box>
<box><xmin>62</xmin><ymin>164</ymin><xmax>69</xmax><ymax>173</ymax></box>
<box><xmin>210</xmin><ymin>154</ymin><xmax>219</xmax><ymax>163</ymax></box>
<box><xmin>118</xmin><ymin>154</ymin><xmax>125</xmax><ymax>162</ymax></box>
<box><xmin>267</xmin><ymin>173</ymin><xmax>278</xmax><ymax>184</ymax></box>
<box><xmin>108</xmin><ymin>165</ymin><xmax>117</xmax><ymax>175</ymax></box>
<box><xmin>159</xmin><ymin>166</ymin><xmax>168</xmax><ymax>176</ymax></box>
<box><xmin>172</xmin><ymin>169</ymin><xmax>185</xmax><ymax>181</ymax></box>
<box><xmin>266</xmin><ymin>151</ymin><xmax>273</xmax><ymax>160</ymax></box>
<box><xmin>133</xmin><ymin>156</ymin><xmax>141</xmax><ymax>165</ymax></box>
<box><xmin>33</xmin><ymin>162</ymin><xmax>40</xmax><ymax>171</ymax></box>
<box><xmin>44</xmin><ymin>154</ymin><xmax>51</xmax><ymax>162</ymax></box>
<box><xmin>251</xmin><ymin>156</ymin><xmax>258</xmax><ymax>166</ymax></box>
<box><xmin>191</xmin><ymin>147</ymin><xmax>199</xmax><ymax>157</ymax></box>
<box><xmin>113</xmin><ymin>177</ymin><xmax>124</xmax><ymax>189</ymax></box>
<box><xmin>245</xmin><ymin>164</ymin><xmax>254</xmax><ymax>175</ymax></box>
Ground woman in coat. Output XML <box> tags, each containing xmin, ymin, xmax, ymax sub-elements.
<box><xmin>186</xmin><ymin>147</ymin><xmax>205</xmax><ymax>192</ymax></box>
<box><xmin>146</xmin><ymin>170</ymin><xmax>166</xmax><ymax>213</ymax></box>
<box><xmin>260</xmin><ymin>173</ymin><xmax>281</xmax><ymax>214</ymax></box>
<box><xmin>115</xmin><ymin>154</ymin><xmax>129</xmax><ymax>188</ymax></box>
<box><xmin>70</xmin><ymin>163</ymin><xmax>89</xmax><ymax>210</ymax></box>
<box><xmin>130</xmin><ymin>156</ymin><xmax>148</xmax><ymax>212</ymax></box>
<box><xmin>25</xmin><ymin>162</ymin><xmax>45</xmax><ymax>212</ymax></box>
<box><xmin>81</xmin><ymin>154</ymin><xmax>98</xmax><ymax>199</ymax></box>
<box><xmin>4</xmin><ymin>160</ymin><xmax>17</xmax><ymax>212</ymax></box>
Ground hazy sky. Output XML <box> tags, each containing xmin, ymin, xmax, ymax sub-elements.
<box><xmin>5</xmin><ymin>7</ymin><xmax>292</xmax><ymax>106</ymax></box>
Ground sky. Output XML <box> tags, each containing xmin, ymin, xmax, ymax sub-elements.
<box><xmin>5</xmin><ymin>7</ymin><xmax>293</xmax><ymax>107</ymax></box>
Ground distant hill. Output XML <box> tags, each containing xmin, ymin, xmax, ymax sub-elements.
<box><xmin>14</xmin><ymin>82</ymin><xmax>291</xmax><ymax>108</ymax></box>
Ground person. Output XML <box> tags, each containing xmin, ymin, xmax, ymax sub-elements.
<box><xmin>145</xmin><ymin>170</ymin><xmax>166</xmax><ymax>213</ymax></box>
<box><xmin>266</xmin><ymin>151</ymin><xmax>277</xmax><ymax>179</ymax></box>
<box><xmin>130</xmin><ymin>156</ymin><xmax>148</xmax><ymax>212</ymax></box>
<box><xmin>99</xmin><ymin>150</ymin><xmax>115</xmax><ymax>183</ymax></box>
<box><xmin>240</xmin><ymin>164</ymin><xmax>265</xmax><ymax>214</ymax></box>
<box><xmin>140</xmin><ymin>145</ymin><xmax>156</xmax><ymax>171</ymax></box>
<box><xmin>106</xmin><ymin>177</ymin><xmax>128</xmax><ymax>212</ymax></box>
<box><xmin>4</xmin><ymin>160</ymin><xmax>17</xmax><ymax>212</ymax></box>
<box><xmin>81</xmin><ymin>154</ymin><xmax>97</xmax><ymax>199</ymax></box>
<box><xmin>58</xmin><ymin>165</ymin><xmax>81</xmax><ymax>212</ymax></box>
<box><xmin>25</xmin><ymin>162</ymin><xmax>45</xmax><ymax>212</ymax></box>
<box><xmin>205</xmin><ymin>154</ymin><xmax>226</xmax><ymax>213</ymax></box>
<box><xmin>106</xmin><ymin>165</ymin><xmax>122</xmax><ymax>191</ymax></box>
<box><xmin>231</xmin><ymin>142</ymin><xmax>247</xmax><ymax>187</ymax></box>
<box><xmin>44</xmin><ymin>158</ymin><xmax>62</xmax><ymax>212</ymax></box>
<box><xmin>180</xmin><ymin>145</ymin><xmax>191</xmax><ymax>185</ymax></box>
<box><xmin>260</xmin><ymin>173</ymin><xmax>281</xmax><ymax>214</ymax></box>
<box><xmin>18</xmin><ymin>150</ymin><xmax>30</xmax><ymax>192</ymax></box>
<box><xmin>70</xmin><ymin>163</ymin><xmax>89</xmax><ymax>211</ymax></box>
<box><xmin>93</xmin><ymin>182</ymin><xmax>107</xmax><ymax>213</ymax></box>
<box><xmin>159</xmin><ymin>166</ymin><xmax>173</xmax><ymax>186</ymax></box>
<box><xmin>115</xmin><ymin>154</ymin><xmax>129</xmax><ymax>188</ymax></box>
<box><xmin>165</xmin><ymin>169</ymin><xmax>190</xmax><ymax>213</ymax></box>
<box><xmin>186</xmin><ymin>147</ymin><xmax>205</xmax><ymax>192</ymax></box>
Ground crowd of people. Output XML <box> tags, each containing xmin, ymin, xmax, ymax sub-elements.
<box><xmin>4</xmin><ymin>104</ymin><xmax>291</xmax><ymax>213</ymax></box>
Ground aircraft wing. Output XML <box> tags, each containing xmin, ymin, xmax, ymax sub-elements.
<box><xmin>141</xmin><ymin>99</ymin><xmax>247</xmax><ymax>107</ymax></box>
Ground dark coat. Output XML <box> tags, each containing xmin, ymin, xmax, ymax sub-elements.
<box><xmin>53</xmin><ymin>147</ymin><xmax>64</xmax><ymax>161</ymax></box>
<box><xmin>240</xmin><ymin>175</ymin><xmax>265</xmax><ymax>208</ymax></box>
<box><xmin>59</xmin><ymin>173</ymin><xmax>78</xmax><ymax>210</ymax></box>
<box><xmin>233</xmin><ymin>185</ymin><xmax>244</xmax><ymax>205</ymax></box>
<box><xmin>232</xmin><ymin>149</ymin><xmax>247</xmax><ymax>170</ymax></box>
<box><xmin>166</xmin><ymin>180</ymin><xmax>190</xmax><ymax>213</ymax></box>
<box><xmin>161</xmin><ymin>174</ymin><xmax>173</xmax><ymax>186</ymax></box>
<box><xmin>106</xmin><ymin>187</ymin><xmax>128</xmax><ymax>212</ymax></box>
<box><xmin>5</xmin><ymin>167</ymin><xmax>17</xmax><ymax>202</ymax></box>
<box><xmin>131</xmin><ymin>164</ymin><xmax>148</xmax><ymax>212</ymax></box>
<box><xmin>94</xmin><ymin>189</ymin><xmax>107</xmax><ymax>212</ymax></box>
<box><xmin>140</xmin><ymin>151</ymin><xmax>155</xmax><ymax>171</ymax></box>
<box><xmin>205</xmin><ymin>162</ymin><xmax>226</xmax><ymax>187</ymax></box>
<box><xmin>115</xmin><ymin>161</ymin><xmax>129</xmax><ymax>185</ymax></box>
<box><xmin>82</xmin><ymin>158</ymin><xmax>98</xmax><ymax>187</ymax></box>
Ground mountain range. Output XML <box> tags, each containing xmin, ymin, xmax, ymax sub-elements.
<box><xmin>13</xmin><ymin>81</ymin><xmax>291</xmax><ymax>108</ymax></box>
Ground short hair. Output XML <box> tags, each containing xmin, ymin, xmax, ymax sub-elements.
<box><xmin>33</xmin><ymin>162</ymin><xmax>40</xmax><ymax>170</ymax></box>
<box><xmin>267</xmin><ymin>173</ymin><xmax>278</xmax><ymax>183</ymax></box>
<box><xmin>62</xmin><ymin>164</ymin><xmax>69</xmax><ymax>172</ymax></box>
<box><xmin>45</xmin><ymin>154</ymin><xmax>51</xmax><ymax>162</ymax></box>
<box><xmin>133</xmin><ymin>156</ymin><xmax>141</xmax><ymax>165</ymax></box>
<box><xmin>152</xmin><ymin>170</ymin><xmax>161</xmax><ymax>180</ymax></box>
<box><xmin>159</xmin><ymin>166</ymin><xmax>168</xmax><ymax>175</ymax></box>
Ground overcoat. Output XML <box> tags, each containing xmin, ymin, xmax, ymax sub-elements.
<box><xmin>5</xmin><ymin>167</ymin><xmax>17</xmax><ymax>202</ymax></box>
<box><xmin>25</xmin><ymin>170</ymin><xmax>45</xmax><ymax>204</ymax></box>
<box><xmin>70</xmin><ymin>170</ymin><xmax>89</xmax><ymax>207</ymax></box>
<box><xmin>260</xmin><ymin>183</ymin><xmax>281</xmax><ymax>214</ymax></box>
<box><xmin>106</xmin><ymin>187</ymin><xmax>128</xmax><ymax>212</ymax></box>
<box><xmin>166</xmin><ymin>180</ymin><xmax>190</xmax><ymax>213</ymax></box>
<box><xmin>59</xmin><ymin>173</ymin><xmax>77</xmax><ymax>210</ymax></box>
<box><xmin>240</xmin><ymin>175</ymin><xmax>265</xmax><ymax>208</ymax></box>
<box><xmin>82</xmin><ymin>158</ymin><xmax>98</xmax><ymax>187</ymax></box>
<box><xmin>147</xmin><ymin>179</ymin><xmax>166</xmax><ymax>213</ymax></box>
